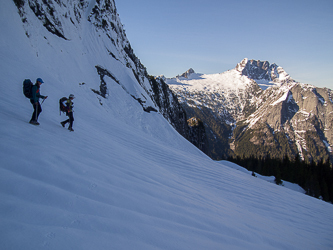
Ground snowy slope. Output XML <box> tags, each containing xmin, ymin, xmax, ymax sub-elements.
<box><xmin>165</xmin><ymin>59</ymin><xmax>291</xmax><ymax>123</ymax></box>
<box><xmin>166</xmin><ymin>68</ymin><xmax>260</xmax><ymax>123</ymax></box>
<box><xmin>1</xmin><ymin>1</ymin><xmax>333</xmax><ymax>249</ymax></box>
<box><xmin>167</xmin><ymin>69</ymin><xmax>253</xmax><ymax>92</ymax></box>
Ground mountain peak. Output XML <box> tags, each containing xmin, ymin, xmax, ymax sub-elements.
<box><xmin>235</xmin><ymin>58</ymin><xmax>292</xmax><ymax>90</ymax></box>
<box><xmin>235</xmin><ymin>58</ymin><xmax>249</xmax><ymax>72</ymax></box>
<box><xmin>241</xmin><ymin>59</ymin><xmax>275</xmax><ymax>80</ymax></box>
<box><xmin>180</xmin><ymin>68</ymin><xmax>195</xmax><ymax>78</ymax></box>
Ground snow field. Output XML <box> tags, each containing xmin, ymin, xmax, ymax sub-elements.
<box><xmin>1</xmin><ymin>1</ymin><xmax>333</xmax><ymax>249</ymax></box>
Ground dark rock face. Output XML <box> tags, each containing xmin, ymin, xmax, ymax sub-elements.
<box><xmin>233</xmin><ymin>81</ymin><xmax>333</xmax><ymax>163</ymax></box>
<box><xmin>181</xmin><ymin>68</ymin><xmax>195</xmax><ymax>78</ymax></box>
<box><xmin>150</xmin><ymin>76</ymin><xmax>208</xmax><ymax>152</ymax></box>
<box><xmin>241</xmin><ymin>60</ymin><xmax>272</xmax><ymax>80</ymax></box>
<box><xmin>187</xmin><ymin>117</ymin><xmax>207</xmax><ymax>153</ymax></box>
<box><xmin>236</xmin><ymin>58</ymin><xmax>293</xmax><ymax>85</ymax></box>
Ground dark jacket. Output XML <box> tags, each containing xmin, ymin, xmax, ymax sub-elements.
<box><xmin>30</xmin><ymin>84</ymin><xmax>46</xmax><ymax>103</ymax></box>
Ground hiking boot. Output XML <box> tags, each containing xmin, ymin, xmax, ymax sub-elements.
<box><xmin>29</xmin><ymin>120</ymin><xmax>40</xmax><ymax>125</ymax></box>
<box><xmin>61</xmin><ymin>121</ymin><xmax>66</xmax><ymax>127</ymax></box>
<box><xmin>68</xmin><ymin>127</ymin><xmax>74</xmax><ymax>132</ymax></box>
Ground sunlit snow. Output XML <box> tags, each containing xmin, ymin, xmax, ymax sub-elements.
<box><xmin>1</xmin><ymin>1</ymin><xmax>333</xmax><ymax>250</ymax></box>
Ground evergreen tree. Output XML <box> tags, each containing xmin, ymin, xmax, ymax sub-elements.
<box><xmin>274</xmin><ymin>168</ymin><xmax>283</xmax><ymax>185</ymax></box>
<box><xmin>227</xmin><ymin>153</ymin><xmax>333</xmax><ymax>203</ymax></box>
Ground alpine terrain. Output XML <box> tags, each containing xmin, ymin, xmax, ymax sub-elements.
<box><xmin>1</xmin><ymin>0</ymin><xmax>333</xmax><ymax>249</ymax></box>
<box><xmin>166</xmin><ymin>58</ymin><xmax>333</xmax><ymax>164</ymax></box>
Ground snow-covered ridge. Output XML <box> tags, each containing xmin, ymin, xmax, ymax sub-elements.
<box><xmin>238</xmin><ymin>58</ymin><xmax>292</xmax><ymax>90</ymax></box>
<box><xmin>167</xmin><ymin>58</ymin><xmax>291</xmax><ymax>94</ymax></box>
<box><xmin>167</xmin><ymin>67</ymin><xmax>252</xmax><ymax>92</ymax></box>
<box><xmin>165</xmin><ymin>68</ymin><xmax>258</xmax><ymax>124</ymax></box>
<box><xmin>164</xmin><ymin>60</ymin><xmax>269</xmax><ymax>124</ymax></box>
<box><xmin>166</xmin><ymin>58</ymin><xmax>333</xmax><ymax>162</ymax></box>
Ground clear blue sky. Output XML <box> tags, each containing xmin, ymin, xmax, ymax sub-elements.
<box><xmin>116</xmin><ymin>0</ymin><xmax>333</xmax><ymax>89</ymax></box>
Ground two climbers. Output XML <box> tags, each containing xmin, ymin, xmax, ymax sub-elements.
<box><xmin>60</xmin><ymin>94</ymin><xmax>75</xmax><ymax>132</ymax></box>
<box><xmin>23</xmin><ymin>78</ymin><xmax>75</xmax><ymax>131</ymax></box>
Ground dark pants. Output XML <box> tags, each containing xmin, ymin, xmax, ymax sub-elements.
<box><xmin>62</xmin><ymin>111</ymin><xmax>74</xmax><ymax>128</ymax></box>
<box><xmin>30</xmin><ymin>101</ymin><xmax>42</xmax><ymax>122</ymax></box>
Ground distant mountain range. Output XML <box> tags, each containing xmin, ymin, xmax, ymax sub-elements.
<box><xmin>163</xmin><ymin>58</ymin><xmax>333</xmax><ymax>163</ymax></box>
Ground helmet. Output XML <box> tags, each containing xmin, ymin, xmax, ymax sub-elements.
<box><xmin>36</xmin><ymin>78</ymin><xmax>44</xmax><ymax>83</ymax></box>
<box><xmin>69</xmin><ymin>94</ymin><xmax>75</xmax><ymax>99</ymax></box>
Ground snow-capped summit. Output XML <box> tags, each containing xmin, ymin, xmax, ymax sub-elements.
<box><xmin>167</xmin><ymin>65</ymin><xmax>255</xmax><ymax>93</ymax></box>
<box><xmin>166</xmin><ymin>58</ymin><xmax>333</xmax><ymax>163</ymax></box>
<box><xmin>235</xmin><ymin>58</ymin><xmax>249</xmax><ymax>72</ymax></box>
<box><xmin>166</xmin><ymin>61</ymin><xmax>262</xmax><ymax>125</ymax></box>
<box><xmin>180</xmin><ymin>68</ymin><xmax>195</xmax><ymax>78</ymax></box>
<box><xmin>168</xmin><ymin>58</ymin><xmax>292</xmax><ymax>94</ymax></box>
<box><xmin>236</xmin><ymin>58</ymin><xmax>292</xmax><ymax>90</ymax></box>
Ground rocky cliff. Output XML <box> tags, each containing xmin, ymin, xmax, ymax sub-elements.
<box><xmin>13</xmin><ymin>0</ymin><xmax>206</xmax><ymax>149</ymax></box>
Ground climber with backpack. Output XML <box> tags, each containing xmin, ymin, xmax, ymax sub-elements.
<box><xmin>60</xmin><ymin>94</ymin><xmax>75</xmax><ymax>132</ymax></box>
<box><xmin>23</xmin><ymin>78</ymin><xmax>48</xmax><ymax>125</ymax></box>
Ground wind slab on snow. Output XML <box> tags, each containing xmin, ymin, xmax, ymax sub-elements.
<box><xmin>1</xmin><ymin>1</ymin><xmax>333</xmax><ymax>249</ymax></box>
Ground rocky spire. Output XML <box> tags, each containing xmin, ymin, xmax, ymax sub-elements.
<box><xmin>236</xmin><ymin>58</ymin><xmax>292</xmax><ymax>83</ymax></box>
<box><xmin>181</xmin><ymin>68</ymin><xmax>195</xmax><ymax>78</ymax></box>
